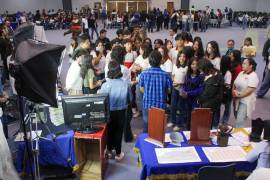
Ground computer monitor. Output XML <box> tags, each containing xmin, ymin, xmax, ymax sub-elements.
<box><xmin>61</xmin><ymin>93</ymin><xmax>109</xmax><ymax>133</ymax></box>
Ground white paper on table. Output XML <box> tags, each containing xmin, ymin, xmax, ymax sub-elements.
<box><xmin>182</xmin><ymin>131</ymin><xmax>190</xmax><ymax>140</ymax></box>
<box><xmin>165</xmin><ymin>133</ymin><xmax>172</xmax><ymax>143</ymax></box>
<box><xmin>231</xmin><ymin>131</ymin><xmax>250</xmax><ymax>146</ymax></box>
<box><xmin>202</xmin><ymin>146</ymin><xmax>247</xmax><ymax>163</ymax></box>
<box><xmin>155</xmin><ymin>147</ymin><xmax>201</xmax><ymax>164</ymax></box>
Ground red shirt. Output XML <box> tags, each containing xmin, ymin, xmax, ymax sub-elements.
<box><xmin>231</xmin><ymin>64</ymin><xmax>242</xmax><ymax>85</ymax></box>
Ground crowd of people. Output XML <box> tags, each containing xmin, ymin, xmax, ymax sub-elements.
<box><xmin>62</xmin><ymin>16</ymin><xmax>269</xmax><ymax>161</ymax></box>
<box><xmin>1</xmin><ymin>5</ymin><xmax>270</xmax><ymax>178</ymax></box>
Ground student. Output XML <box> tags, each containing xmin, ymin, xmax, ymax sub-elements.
<box><xmin>123</xmin><ymin>39</ymin><xmax>137</xmax><ymax>69</ymax></box>
<box><xmin>131</xmin><ymin>43</ymin><xmax>151</xmax><ymax>118</ymax></box>
<box><xmin>225</xmin><ymin>39</ymin><xmax>235</xmax><ymax>56</ymax></box>
<box><xmin>193</xmin><ymin>39</ymin><xmax>204</xmax><ymax>59</ymax></box>
<box><xmin>91</xmin><ymin>41</ymin><xmax>106</xmax><ymax>80</ymax></box>
<box><xmin>139</xmin><ymin>50</ymin><xmax>172</xmax><ymax>133</ymax></box>
<box><xmin>182</xmin><ymin>58</ymin><xmax>204</xmax><ymax>130</ymax></box>
<box><xmin>205</xmin><ymin>41</ymin><xmax>221</xmax><ymax>70</ymax></box>
<box><xmin>198</xmin><ymin>59</ymin><xmax>224</xmax><ymax>128</ymax></box>
<box><xmin>158</xmin><ymin>46</ymin><xmax>173</xmax><ymax>74</ymax></box>
<box><xmin>80</xmin><ymin>55</ymin><xmax>102</xmax><ymax>94</ymax></box>
<box><xmin>99</xmin><ymin>61</ymin><xmax>130</xmax><ymax>161</ymax></box>
<box><xmin>169</xmin><ymin>33</ymin><xmax>185</xmax><ymax>65</ymax></box>
<box><xmin>241</xmin><ymin>37</ymin><xmax>256</xmax><ymax>58</ymax></box>
<box><xmin>168</xmin><ymin>50</ymin><xmax>189</xmax><ymax>131</ymax></box>
<box><xmin>229</xmin><ymin>50</ymin><xmax>242</xmax><ymax>85</ymax></box>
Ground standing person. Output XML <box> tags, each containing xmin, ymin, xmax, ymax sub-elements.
<box><xmin>88</xmin><ymin>14</ymin><xmax>99</xmax><ymax>40</ymax></box>
<box><xmin>168</xmin><ymin>51</ymin><xmax>188</xmax><ymax>131</ymax></box>
<box><xmin>200</xmin><ymin>11</ymin><xmax>207</xmax><ymax>32</ymax></box>
<box><xmin>182</xmin><ymin>58</ymin><xmax>204</xmax><ymax>130</ymax></box>
<box><xmin>241</xmin><ymin>37</ymin><xmax>256</xmax><ymax>59</ymax></box>
<box><xmin>182</xmin><ymin>11</ymin><xmax>189</xmax><ymax>32</ymax></box>
<box><xmin>216</xmin><ymin>9</ymin><xmax>223</xmax><ymax>28</ymax></box>
<box><xmin>193</xmin><ymin>39</ymin><xmax>204</xmax><ymax>59</ymax></box>
<box><xmin>261</xmin><ymin>38</ymin><xmax>270</xmax><ymax>81</ymax></box>
<box><xmin>198</xmin><ymin>59</ymin><xmax>224</xmax><ymax>128</ymax></box>
<box><xmin>99</xmin><ymin>61</ymin><xmax>130</xmax><ymax>161</ymax></box>
<box><xmin>91</xmin><ymin>42</ymin><xmax>106</xmax><ymax>80</ymax></box>
<box><xmin>131</xmin><ymin>43</ymin><xmax>151</xmax><ymax>118</ymax></box>
<box><xmin>225</xmin><ymin>39</ymin><xmax>235</xmax><ymax>56</ymax></box>
<box><xmin>169</xmin><ymin>28</ymin><xmax>177</xmax><ymax>47</ymax></box>
<box><xmin>139</xmin><ymin>50</ymin><xmax>172</xmax><ymax>133</ymax></box>
<box><xmin>242</xmin><ymin>13</ymin><xmax>248</xmax><ymax>30</ymax></box>
<box><xmin>233</xmin><ymin>58</ymin><xmax>259</xmax><ymax>128</ymax></box>
<box><xmin>229</xmin><ymin>50</ymin><xmax>242</xmax><ymax>84</ymax></box>
<box><xmin>169</xmin><ymin>33</ymin><xmax>185</xmax><ymax>65</ymax></box>
<box><xmin>158</xmin><ymin>46</ymin><xmax>173</xmax><ymax>74</ymax></box>
<box><xmin>193</xmin><ymin>11</ymin><xmax>199</xmax><ymax>32</ymax></box>
<box><xmin>163</xmin><ymin>9</ymin><xmax>170</xmax><ymax>30</ymax></box>
<box><xmin>100</xmin><ymin>7</ymin><xmax>107</xmax><ymax>28</ymax></box>
<box><xmin>219</xmin><ymin>56</ymin><xmax>232</xmax><ymax>125</ymax></box>
<box><xmin>205</xmin><ymin>41</ymin><xmax>221</xmax><ymax>70</ymax></box>
<box><xmin>80</xmin><ymin>55</ymin><xmax>102</xmax><ymax>94</ymax></box>
<box><xmin>81</xmin><ymin>15</ymin><xmax>89</xmax><ymax>34</ymax></box>
<box><xmin>95</xmin><ymin>29</ymin><xmax>111</xmax><ymax>52</ymax></box>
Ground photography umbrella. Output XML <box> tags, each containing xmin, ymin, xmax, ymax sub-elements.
<box><xmin>13</xmin><ymin>23</ymin><xmax>34</xmax><ymax>49</ymax></box>
<box><xmin>12</xmin><ymin>39</ymin><xmax>65</xmax><ymax>107</ymax></box>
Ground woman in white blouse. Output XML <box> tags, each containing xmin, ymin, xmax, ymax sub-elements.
<box><xmin>232</xmin><ymin>58</ymin><xmax>259</xmax><ymax>127</ymax></box>
<box><xmin>205</xmin><ymin>41</ymin><xmax>221</xmax><ymax>70</ymax></box>
<box><xmin>158</xmin><ymin>46</ymin><xmax>173</xmax><ymax>74</ymax></box>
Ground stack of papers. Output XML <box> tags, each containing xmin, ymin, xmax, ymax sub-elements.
<box><xmin>202</xmin><ymin>146</ymin><xmax>247</xmax><ymax>162</ymax></box>
<box><xmin>155</xmin><ymin>147</ymin><xmax>201</xmax><ymax>164</ymax></box>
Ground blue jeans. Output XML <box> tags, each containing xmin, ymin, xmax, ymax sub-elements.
<box><xmin>257</xmin><ymin>68</ymin><xmax>270</xmax><ymax>97</ymax></box>
<box><xmin>142</xmin><ymin>108</ymin><xmax>149</xmax><ymax>133</ymax></box>
<box><xmin>235</xmin><ymin>102</ymin><xmax>248</xmax><ymax>128</ymax></box>
<box><xmin>242</xmin><ymin>20</ymin><xmax>247</xmax><ymax>29</ymax></box>
<box><xmin>170</xmin><ymin>88</ymin><xmax>187</xmax><ymax>127</ymax></box>
<box><xmin>136</xmin><ymin>84</ymin><xmax>143</xmax><ymax>112</ymax></box>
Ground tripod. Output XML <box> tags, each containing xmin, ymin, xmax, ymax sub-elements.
<box><xmin>20</xmin><ymin>97</ymin><xmax>73</xmax><ymax>180</ymax></box>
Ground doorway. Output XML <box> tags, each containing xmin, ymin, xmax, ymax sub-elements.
<box><xmin>167</xmin><ymin>2</ymin><xmax>174</xmax><ymax>13</ymax></box>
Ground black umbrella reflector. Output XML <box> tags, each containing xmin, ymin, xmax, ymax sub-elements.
<box><xmin>13</xmin><ymin>40</ymin><xmax>65</xmax><ymax>107</ymax></box>
<box><xmin>13</xmin><ymin>23</ymin><xmax>34</xmax><ymax>49</ymax></box>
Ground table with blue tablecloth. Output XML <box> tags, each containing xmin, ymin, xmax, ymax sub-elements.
<box><xmin>16</xmin><ymin>130</ymin><xmax>77</xmax><ymax>173</ymax></box>
<box><xmin>135</xmin><ymin>132</ymin><xmax>256</xmax><ymax>180</ymax></box>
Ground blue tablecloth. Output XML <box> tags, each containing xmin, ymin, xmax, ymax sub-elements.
<box><xmin>16</xmin><ymin>130</ymin><xmax>77</xmax><ymax>173</ymax></box>
<box><xmin>135</xmin><ymin>133</ymin><xmax>256</xmax><ymax>180</ymax></box>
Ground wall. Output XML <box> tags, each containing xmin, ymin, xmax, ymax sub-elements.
<box><xmin>256</xmin><ymin>0</ymin><xmax>270</xmax><ymax>12</ymax></box>
<box><xmin>150</xmin><ymin>0</ymin><xmax>180</xmax><ymax>11</ymax></box>
<box><xmin>0</xmin><ymin>0</ymin><xmax>63</xmax><ymax>14</ymax></box>
<box><xmin>71</xmin><ymin>0</ymin><xmax>103</xmax><ymax>11</ymax></box>
<box><xmin>189</xmin><ymin>0</ymin><xmax>257</xmax><ymax>11</ymax></box>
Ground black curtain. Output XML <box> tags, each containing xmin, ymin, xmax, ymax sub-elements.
<box><xmin>181</xmin><ymin>0</ymin><xmax>190</xmax><ymax>10</ymax></box>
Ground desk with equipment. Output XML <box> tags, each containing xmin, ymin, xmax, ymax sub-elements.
<box><xmin>16</xmin><ymin>94</ymin><xmax>110</xmax><ymax>179</ymax></box>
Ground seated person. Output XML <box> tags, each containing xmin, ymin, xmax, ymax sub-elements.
<box><xmin>246</xmin><ymin>120</ymin><xmax>270</xmax><ymax>169</ymax></box>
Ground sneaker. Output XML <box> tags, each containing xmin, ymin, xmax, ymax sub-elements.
<box><xmin>115</xmin><ymin>152</ymin><xmax>125</xmax><ymax>161</ymax></box>
<box><xmin>133</xmin><ymin>111</ymin><xmax>141</xmax><ymax>118</ymax></box>
<box><xmin>167</xmin><ymin>122</ymin><xmax>174</xmax><ymax>128</ymax></box>
<box><xmin>173</xmin><ymin>126</ymin><xmax>181</xmax><ymax>131</ymax></box>
<box><xmin>105</xmin><ymin>150</ymin><xmax>113</xmax><ymax>159</ymax></box>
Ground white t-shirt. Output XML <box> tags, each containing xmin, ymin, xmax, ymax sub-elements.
<box><xmin>105</xmin><ymin>64</ymin><xmax>131</xmax><ymax>83</ymax></box>
<box><xmin>234</xmin><ymin>71</ymin><xmax>259</xmax><ymax>104</ymax></box>
<box><xmin>124</xmin><ymin>51</ymin><xmax>137</xmax><ymax>64</ymax></box>
<box><xmin>224</xmin><ymin>71</ymin><xmax>232</xmax><ymax>85</ymax></box>
<box><xmin>65</xmin><ymin>60</ymin><xmax>83</xmax><ymax>91</ymax></box>
<box><xmin>169</xmin><ymin>47</ymin><xmax>179</xmax><ymax>65</ymax></box>
<box><xmin>172</xmin><ymin>65</ymin><xmax>188</xmax><ymax>84</ymax></box>
<box><xmin>182</xmin><ymin>15</ymin><xmax>189</xmax><ymax>22</ymax></box>
<box><xmin>82</xmin><ymin>17</ymin><xmax>88</xmax><ymax>29</ymax></box>
<box><xmin>210</xmin><ymin>57</ymin><xmax>221</xmax><ymax>70</ymax></box>
<box><xmin>160</xmin><ymin>59</ymin><xmax>173</xmax><ymax>73</ymax></box>
<box><xmin>134</xmin><ymin>55</ymin><xmax>150</xmax><ymax>70</ymax></box>
<box><xmin>91</xmin><ymin>51</ymin><xmax>106</xmax><ymax>74</ymax></box>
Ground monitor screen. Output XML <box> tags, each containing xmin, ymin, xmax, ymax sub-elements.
<box><xmin>61</xmin><ymin>94</ymin><xmax>109</xmax><ymax>130</ymax></box>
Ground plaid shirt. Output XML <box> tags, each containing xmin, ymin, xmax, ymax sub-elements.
<box><xmin>139</xmin><ymin>67</ymin><xmax>172</xmax><ymax>109</ymax></box>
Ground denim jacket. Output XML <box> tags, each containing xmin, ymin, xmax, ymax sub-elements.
<box><xmin>98</xmin><ymin>78</ymin><xmax>130</xmax><ymax>111</ymax></box>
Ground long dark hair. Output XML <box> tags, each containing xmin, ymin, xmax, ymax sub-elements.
<box><xmin>193</xmin><ymin>39</ymin><xmax>204</xmax><ymax>59</ymax></box>
<box><xmin>186</xmin><ymin>57</ymin><xmax>200</xmax><ymax>78</ymax></box>
<box><xmin>205</xmin><ymin>41</ymin><xmax>220</xmax><ymax>59</ymax></box>
<box><xmin>141</xmin><ymin>43</ymin><xmax>152</xmax><ymax>59</ymax></box>
<box><xmin>230</xmin><ymin>49</ymin><xmax>242</xmax><ymax>70</ymax></box>
<box><xmin>220</xmin><ymin>55</ymin><xmax>231</xmax><ymax>76</ymax></box>
<box><xmin>80</xmin><ymin>55</ymin><xmax>94</xmax><ymax>79</ymax></box>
